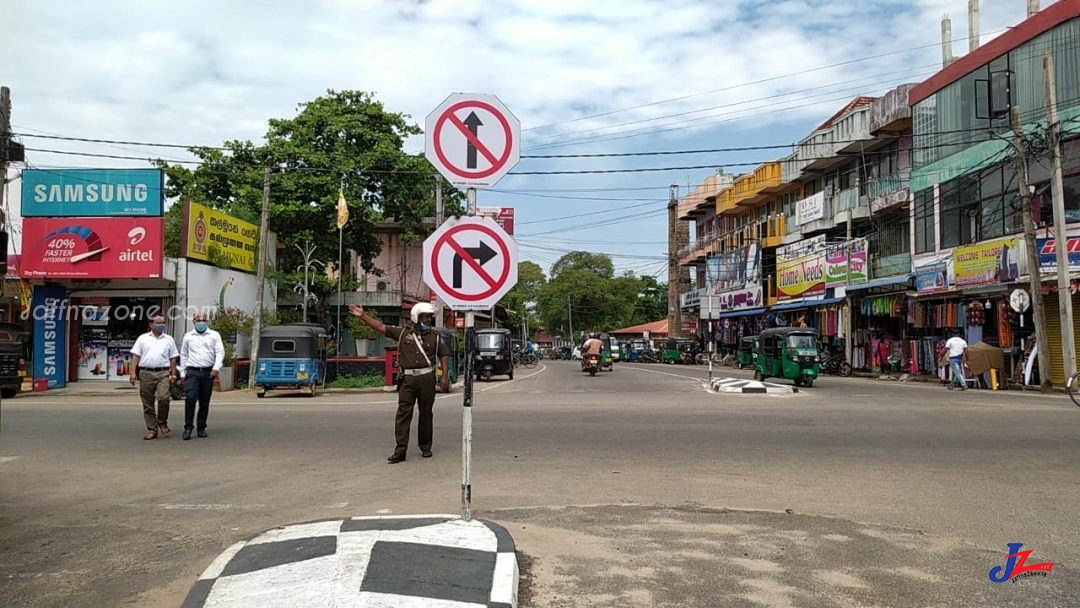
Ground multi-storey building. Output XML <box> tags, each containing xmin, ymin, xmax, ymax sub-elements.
<box><xmin>908</xmin><ymin>0</ymin><xmax>1080</xmax><ymax>386</ymax></box>
<box><xmin>672</xmin><ymin>0</ymin><xmax>1080</xmax><ymax>382</ymax></box>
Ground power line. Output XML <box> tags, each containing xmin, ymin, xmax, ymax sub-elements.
<box><xmin>521</xmin><ymin>29</ymin><xmax>1001</xmax><ymax>134</ymax></box>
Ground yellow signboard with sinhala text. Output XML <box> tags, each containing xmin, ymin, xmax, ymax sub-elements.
<box><xmin>181</xmin><ymin>201</ymin><xmax>259</xmax><ymax>272</ymax></box>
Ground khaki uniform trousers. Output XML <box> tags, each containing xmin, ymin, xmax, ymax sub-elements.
<box><xmin>395</xmin><ymin>371</ymin><xmax>436</xmax><ymax>456</ymax></box>
<box><xmin>139</xmin><ymin>369</ymin><xmax>171</xmax><ymax>431</ymax></box>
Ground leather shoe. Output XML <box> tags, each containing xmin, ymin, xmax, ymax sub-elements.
<box><xmin>182</xmin><ymin>430</ymin><xmax>192</xmax><ymax>440</ymax></box>
<box><xmin>387</xmin><ymin>453</ymin><xmax>406</xmax><ymax>464</ymax></box>
<box><xmin>421</xmin><ymin>450</ymin><xmax>433</xmax><ymax>458</ymax></box>
<box><xmin>197</xmin><ymin>429</ymin><xmax>207</xmax><ymax>438</ymax></box>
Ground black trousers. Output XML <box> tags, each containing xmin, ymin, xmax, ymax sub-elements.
<box><xmin>184</xmin><ymin>369</ymin><xmax>214</xmax><ymax>431</ymax></box>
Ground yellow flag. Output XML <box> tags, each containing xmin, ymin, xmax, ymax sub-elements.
<box><xmin>336</xmin><ymin>190</ymin><xmax>349</xmax><ymax>230</ymax></box>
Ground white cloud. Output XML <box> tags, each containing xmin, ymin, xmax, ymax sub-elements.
<box><xmin>1</xmin><ymin>0</ymin><xmax>1044</xmax><ymax>264</ymax></box>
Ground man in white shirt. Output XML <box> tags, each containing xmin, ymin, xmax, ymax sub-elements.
<box><xmin>179</xmin><ymin>311</ymin><xmax>225</xmax><ymax>440</ymax></box>
<box><xmin>944</xmin><ymin>330</ymin><xmax>969</xmax><ymax>391</ymax></box>
<box><xmin>130</xmin><ymin>315</ymin><xmax>180</xmax><ymax>440</ymax></box>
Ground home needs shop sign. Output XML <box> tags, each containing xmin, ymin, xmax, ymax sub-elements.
<box><xmin>21</xmin><ymin>168</ymin><xmax>164</xmax><ymax>217</ymax></box>
<box><xmin>181</xmin><ymin>202</ymin><xmax>260</xmax><ymax>273</ymax></box>
<box><xmin>777</xmin><ymin>236</ymin><xmax>825</xmax><ymax>300</ymax></box>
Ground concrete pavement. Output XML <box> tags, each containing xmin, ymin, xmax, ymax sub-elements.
<box><xmin>2</xmin><ymin>360</ymin><xmax>1079</xmax><ymax>606</ymax></box>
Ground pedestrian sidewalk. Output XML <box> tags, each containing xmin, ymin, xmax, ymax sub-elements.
<box><xmin>15</xmin><ymin>380</ymin><xmax>466</xmax><ymax>399</ymax></box>
<box><xmin>182</xmin><ymin>515</ymin><xmax>518</xmax><ymax>608</ymax></box>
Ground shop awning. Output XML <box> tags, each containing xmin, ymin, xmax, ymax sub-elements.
<box><xmin>845</xmin><ymin>274</ymin><xmax>914</xmax><ymax>292</ymax></box>
<box><xmin>718</xmin><ymin>307</ymin><xmax>765</xmax><ymax>319</ymax></box>
<box><xmin>769</xmin><ymin>297</ymin><xmax>845</xmax><ymax>312</ymax></box>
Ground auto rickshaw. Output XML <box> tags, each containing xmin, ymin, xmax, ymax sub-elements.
<box><xmin>598</xmin><ymin>333</ymin><xmax>615</xmax><ymax>371</ymax></box>
<box><xmin>663</xmin><ymin>337</ymin><xmax>697</xmax><ymax>364</ymax></box>
<box><xmin>475</xmin><ymin>328</ymin><xmax>514</xmax><ymax>381</ymax></box>
<box><xmin>558</xmin><ymin>346</ymin><xmax>573</xmax><ymax>360</ymax></box>
<box><xmin>752</xmin><ymin>327</ymin><xmax>821</xmax><ymax>387</ymax></box>
<box><xmin>432</xmin><ymin>327</ymin><xmax>460</xmax><ymax>391</ymax></box>
<box><xmin>735</xmin><ymin>335</ymin><xmax>757</xmax><ymax>369</ymax></box>
<box><xmin>254</xmin><ymin>324</ymin><xmax>328</xmax><ymax>397</ymax></box>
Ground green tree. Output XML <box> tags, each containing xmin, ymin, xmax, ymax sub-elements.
<box><xmin>500</xmin><ymin>261</ymin><xmax>546</xmax><ymax>334</ymax></box>
<box><xmin>154</xmin><ymin>90</ymin><xmax>464</xmax><ymax>320</ymax></box>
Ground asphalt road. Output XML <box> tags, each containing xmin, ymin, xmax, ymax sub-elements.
<box><xmin>1</xmin><ymin>360</ymin><xmax>1078</xmax><ymax>607</ymax></box>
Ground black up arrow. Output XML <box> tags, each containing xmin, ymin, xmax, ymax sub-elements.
<box><xmin>463</xmin><ymin>111</ymin><xmax>483</xmax><ymax>169</ymax></box>
<box><xmin>453</xmin><ymin>241</ymin><xmax>497</xmax><ymax>288</ymax></box>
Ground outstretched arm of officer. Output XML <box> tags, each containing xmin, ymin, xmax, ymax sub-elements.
<box><xmin>348</xmin><ymin>305</ymin><xmax>386</xmax><ymax>335</ymax></box>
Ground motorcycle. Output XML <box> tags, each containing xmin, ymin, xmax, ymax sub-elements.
<box><xmin>582</xmin><ymin>353</ymin><xmax>601</xmax><ymax>376</ymax></box>
<box><xmin>819</xmin><ymin>351</ymin><xmax>853</xmax><ymax>377</ymax></box>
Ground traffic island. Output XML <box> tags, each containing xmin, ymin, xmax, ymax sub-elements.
<box><xmin>711</xmin><ymin>377</ymin><xmax>798</xmax><ymax>394</ymax></box>
<box><xmin>182</xmin><ymin>515</ymin><xmax>518</xmax><ymax>608</ymax></box>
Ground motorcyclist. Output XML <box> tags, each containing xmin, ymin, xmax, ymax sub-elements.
<box><xmin>581</xmin><ymin>332</ymin><xmax>602</xmax><ymax>369</ymax></box>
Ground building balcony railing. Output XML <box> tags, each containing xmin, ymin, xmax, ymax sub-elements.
<box><xmin>833</xmin><ymin>186</ymin><xmax>870</xmax><ymax>225</ymax></box>
<box><xmin>865</xmin><ymin>170</ymin><xmax>910</xmax><ymax>201</ymax></box>
<box><xmin>872</xmin><ymin>252</ymin><xmax>912</xmax><ymax>279</ymax></box>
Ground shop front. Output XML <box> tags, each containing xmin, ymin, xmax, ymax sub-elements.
<box><xmin>709</xmin><ymin>243</ymin><xmax>764</xmax><ymax>351</ymax></box>
<box><xmin>1034</xmin><ymin>227</ymin><xmax>1080</xmax><ymax>387</ymax></box>
<box><xmin>910</xmin><ymin>236</ymin><xmax>1029</xmax><ymax>386</ymax></box>
<box><xmin>845</xmin><ymin>273</ymin><xmax>914</xmax><ymax>373</ymax></box>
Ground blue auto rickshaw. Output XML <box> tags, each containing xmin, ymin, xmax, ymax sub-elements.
<box><xmin>254</xmin><ymin>324</ymin><xmax>328</xmax><ymax>397</ymax></box>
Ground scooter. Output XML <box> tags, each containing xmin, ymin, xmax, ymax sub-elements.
<box><xmin>582</xmin><ymin>353</ymin><xmax>601</xmax><ymax>377</ymax></box>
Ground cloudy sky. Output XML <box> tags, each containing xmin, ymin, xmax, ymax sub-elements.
<box><xmin>2</xmin><ymin>0</ymin><xmax>1034</xmax><ymax>277</ymax></box>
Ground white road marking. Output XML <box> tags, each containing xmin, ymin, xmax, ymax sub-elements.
<box><xmin>324</xmin><ymin>502</ymin><xmax>349</xmax><ymax>508</ymax></box>
<box><xmin>376</xmin><ymin>509</ymin><xmax>392</xmax><ymax>514</ymax></box>
<box><xmin>626</xmin><ymin>365</ymin><xmax>712</xmax><ymax>388</ymax></box>
<box><xmin>116</xmin><ymin>503</ymin><xmax>267</xmax><ymax>511</ymax></box>
<box><xmin>198</xmin><ymin>541</ymin><xmax>248</xmax><ymax>580</ymax></box>
<box><xmin>0</xmin><ymin>456</ymin><xmax>19</xmax><ymax>464</ymax></box>
<box><xmin>491</xmin><ymin>552</ymin><xmax>519</xmax><ymax>605</ymax></box>
<box><xmin>479</xmin><ymin>363</ymin><xmax>548</xmax><ymax>392</ymax></box>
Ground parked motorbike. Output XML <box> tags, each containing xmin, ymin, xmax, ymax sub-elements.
<box><xmin>640</xmin><ymin>349</ymin><xmax>660</xmax><ymax>364</ymax></box>
<box><xmin>582</xmin><ymin>353</ymin><xmax>601</xmax><ymax>376</ymax></box>
<box><xmin>819</xmin><ymin>351</ymin><xmax>853</xmax><ymax>377</ymax></box>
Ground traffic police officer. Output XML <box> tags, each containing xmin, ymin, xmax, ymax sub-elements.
<box><xmin>348</xmin><ymin>302</ymin><xmax>449</xmax><ymax>463</ymax></box>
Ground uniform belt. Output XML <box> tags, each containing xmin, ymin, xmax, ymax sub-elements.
<box><xmin>401</xmin><ymin>367</ymin><xmax>434</xmax><ymax>376</ymax></box>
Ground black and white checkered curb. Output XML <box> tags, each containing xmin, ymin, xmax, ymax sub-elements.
<box><xmin>182</xmin><ymin>514</ymin><xmax>518</xmax><ymax>608</ymax></box>
<box><xmin>711</xmin><ymin>377</ymin><xmax>798</xmax><ymax>394</ymax></box>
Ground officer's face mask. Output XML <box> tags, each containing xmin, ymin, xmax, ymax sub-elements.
<box><xmin>418</xmin><ymin>315</ymin><xmax>433</xmax><ymax>331</ymax></box>
<box><xmin>195</xmin><ymin>321</ymin><xmax>208</xmax><ymax>333</ymax></box>
<box><xmin>152</xmin><ymin>323</ymin><xmax>166</xmax><ymax>335</ymax></box>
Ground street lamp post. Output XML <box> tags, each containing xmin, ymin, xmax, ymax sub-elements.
<box><xmin>295</xmin><ymin>241</ymin><xmax>323</xmax><ymax>321</ymax></box>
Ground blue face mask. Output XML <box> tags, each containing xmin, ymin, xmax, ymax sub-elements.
<box><xmin>419</xmin><ymin>323</ymin><xmax>430</xmax><ymax>331</ymax></box>
<box><xmin>152</xmin><ymin>324</ymin><xmax>166</xmax><ymax>334</ymax></box>
<box><xmin>195</xmin><ymin>321</ymin><xmax>208</xmax><ymax>333</ymax></box>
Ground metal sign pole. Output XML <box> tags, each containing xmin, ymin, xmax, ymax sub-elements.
<box><xmin>461</xmin><ymin>186</ymin><xmax>477</xmax><ymax>522</ymax></box>
<box><xmin>707</xmin><ymin>296</ymin><xmax>713</xmax><ymax>385</ymax></box>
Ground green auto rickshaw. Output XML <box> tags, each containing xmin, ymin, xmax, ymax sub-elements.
<box><xmin>433</xmin><ymin>327</ymin><xmax>460</xmax><ymax>391</ymax></box>
<box><xmin>598</xmin><ymin>333</ymin><xmax>615</xmax><ymax>371</ymax></box>
<box><xmin>735</xmin><ymin>335</ymin><xmax>757</xmax><ymax>369</ymax></box>
<box><xmin>663</xmin><ymin>337</ymin><xmax>696</xmax><ymax>364</ymax></box>
<box><xmin>753</xmin><ymin>327</ymin><xmax>821</xmax><ymax>387</ymax></box>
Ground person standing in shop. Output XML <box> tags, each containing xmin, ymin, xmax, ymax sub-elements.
<box><xmin>179</xmin><ymin>311</ymin><xmax>225</xmax><ymax>440</ymax></box>
<box><xmin>944</xmin><ymin>329</ymin><xmax>969</xmax><ymax>391</ymax></box>
<box><xmin>129</xmin><ymin>315</ymin><xmax>179</xmax><ymax>440</ymax></box>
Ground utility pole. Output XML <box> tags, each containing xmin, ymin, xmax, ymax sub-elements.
<box><xmin>1044</xmin><ymin>49</ymin><xmax>1075</xmax><ymax>381</ymax></box>
<box><xmin>0</xmin><ymin>87</ymin><xmax>10</xmax><ymax>223</ymax></box>
<box><xmin>844</xmin><ymin>192</ymin><xmax>854</xmax><ymax>366</ymax></box>
<box><xmin>1012</xmin><ymin>105</ymin><xmax>1053</xmax><ymax>391</ymax></box>
<box><xmin>461</xmin><ymin>186</ymin><xmax>477</xmax><ymax>522</ymax></box>
<box><xmin>567</xmin><ymin>296</ymin><xmax>573</xmax><ymax>339</ymax></box>
<box><xmin>247</xmin><ymin>167</ymin><xmax>272</xmax><ymax>388</ymax></box>
<box><xmin>434</xmin><ymin>175</ymin><xmax>445</xmax><ymax>328</ymax></box>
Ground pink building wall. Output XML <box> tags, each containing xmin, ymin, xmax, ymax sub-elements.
<box><xmin>357</xmin><ymin>230</ymin><xmax>432</xmax><ymax>300</ymax></box>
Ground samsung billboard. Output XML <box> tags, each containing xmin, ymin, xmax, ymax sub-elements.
<box><xmin>21</xmin><ymin>168</ymin><xmax>164</xmax><ymax>217</ymax></box>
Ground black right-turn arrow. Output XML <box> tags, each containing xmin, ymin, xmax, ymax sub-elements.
<box><xmin>453</xmin><ymin>241</ymin><xmax>497</xmax><ymax>288</ymax></box>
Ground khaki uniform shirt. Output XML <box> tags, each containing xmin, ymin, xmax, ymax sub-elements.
<box><xmin>386</xmin><ymin>325</ymin><xmax>449</xmax><ymax>370</ymax></box>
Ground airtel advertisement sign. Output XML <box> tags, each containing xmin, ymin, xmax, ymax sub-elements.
<box><xmin>20</xmin><ymin>217</ymin><xmax>165</xmax><ymax>279</ymax></box>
